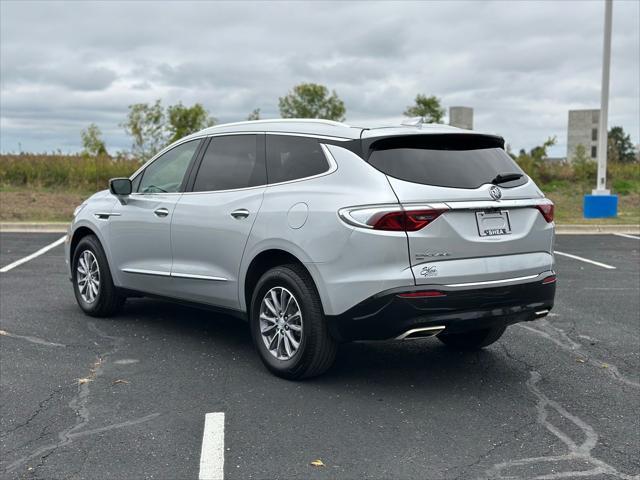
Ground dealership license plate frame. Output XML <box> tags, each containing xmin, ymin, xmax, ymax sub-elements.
<box><xmin>475</xmin><ymin>210</ymin><xmax>512</xmax><ymax>237</ymax></box>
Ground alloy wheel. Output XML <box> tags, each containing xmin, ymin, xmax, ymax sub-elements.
<box><xmin>259</xmin><ymin>286</ymin><xmax>303</xmax><ymax>360</ymax></box>
<box><xmin>76</xmin><ymin>250</ymin><xmax>100</xmax><ymax>303</ymax></box>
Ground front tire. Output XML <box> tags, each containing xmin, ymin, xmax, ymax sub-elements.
<box><xmin>72</xmin><ymin>235</ymin><xmax>124</xmax><ymax>317</ymax></box>
<box><xmin>437</xmin><ymin>326</ymin><xmax>506</xmax><ymax>350</ymax></box>
<box><xmin>249</xmin><ymin>264</ymin><xmax>337</xmax><ymax>380</ymax></box>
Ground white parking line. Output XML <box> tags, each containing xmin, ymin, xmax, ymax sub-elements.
<box><xmin>553</xmin><ymin>250</ymin><xmax>616</xmax><ymax>270</ymax></box>
<box><xmin>199</xmin><ymin>412</ymin><xmax>225</xmax><ymax>480</ymax></box>
<box><xmin>614</xmin><ymin>233</ymin><xmax>640</xmax><ymax>240</ymax></box>
<box><xmin>0</xmin><ymin>235</ymin><xmax>66</xmax><ymax>273</ymax></box>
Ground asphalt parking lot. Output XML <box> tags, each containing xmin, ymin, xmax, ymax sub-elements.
<box><xmin>1</xmin><ymin>232</ymin><xmax>638</xmax><ymax>480</ymax></box>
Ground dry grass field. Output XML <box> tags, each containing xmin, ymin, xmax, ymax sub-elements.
<box><xmin>1</xmin><ymin>153</ymin><xmax>638</xmax><ymax>223</ymax></box>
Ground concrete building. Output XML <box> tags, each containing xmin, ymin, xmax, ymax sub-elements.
<box><xmin>449</xmin><ymin>106</ymin><xmax>473</xmax><ymax>130</ymax></box>
<box><xmin>567</xmin><ymin>109</ymin><xmax>600</xmax><ymax>162</ymax></box>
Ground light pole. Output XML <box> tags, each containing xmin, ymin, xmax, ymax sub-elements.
<box><xmin>594</xmin><ymin>0</ymin><xmax>612</xmax><ymax>195</ymax></box>
<box><xmin>584</xmin><ymin>0</ymin><xmax>618</xmax><ymax>218</ymax></box>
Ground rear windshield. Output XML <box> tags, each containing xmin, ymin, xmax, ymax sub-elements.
<box><xmin>367</xmin><ymin>134</ymin><xmax>527</xmax><ymax>189</ymax></box>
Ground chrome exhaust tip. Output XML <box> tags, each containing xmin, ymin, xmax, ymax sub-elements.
<box><xmin>395</xmin><ymin>326</ymin><xmax>446</xmax><ymax>340</ymax></box>
<box><xmin>535</xmin><ymin>309</ymin><xmax>550</xmax><ymax>317</ymax></box>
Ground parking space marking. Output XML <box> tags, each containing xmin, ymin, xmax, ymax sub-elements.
<box><xmin>0</xmin><ymin>329</ymin><xmax>66</xmax><ymax>347</ymax></box>
<box><xmin>614</xmin><ymin>233</ymin><xmax>640</xmax><ymax>240</ymax></box>
<box><xmin>0</xmin><ymin>235</ymin><xmax>66</xmax><ymax>273</ymax></box>
<box><xmin>553</xmin><ymin>250</ymin><xmax>616</xmax><ymax>270</ymax></box>
<box><xmin>199</xmin><ymin>412</ymin><xmax>225</xmax><ymax>480</ymax></box>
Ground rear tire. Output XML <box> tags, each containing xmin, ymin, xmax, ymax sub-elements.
<box><xmin>249</xmin><ymin>264</ymin><xmax>337</xmax><ymax>380</ymax></box>
<box><xmin>437</xmin><ymin>326</ymin><xmax>506</xmax><ymax>350</ymax></box>
<box><xmin>72</xmin><ymin>235</ymin><xmax>124</xmax><ymax>317</ymax></box>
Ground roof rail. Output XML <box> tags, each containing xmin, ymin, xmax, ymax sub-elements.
<box><xmin>205</xmin><ymin>118</ymin><xmax>351</xmax><ymax>130</ymax></box>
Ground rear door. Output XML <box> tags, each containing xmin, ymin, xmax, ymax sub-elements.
<box><xmin>170</xmin><ymin>134</ymin><xmax>266</xmax><ymax>309</ymax></box>
<box><xmin>365</xmin><ymin>133</ymin><xmax>554</xmax><ymax>286</ymax></box>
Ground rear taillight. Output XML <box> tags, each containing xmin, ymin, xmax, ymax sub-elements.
<box><xmin>542</xmin><ymin>275</ymin><xmax>557</xmax><ymax>284</ymax></box>
<box><xmin>536</xmin><ymin>203</ymin><xmax>554</xmax><ymax>223</ymax></box>
<box><xmin>369</xmin><ymin>209</ymin><xmax>445</xmax><ymax>232</ymax></box>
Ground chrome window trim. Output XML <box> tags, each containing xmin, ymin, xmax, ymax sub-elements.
<box><xmin>181</xmin><ymin>184</ymin><xmax>266</xmax><ymax>196</ymax></box>
<box><xmin>130</xmin><ymin>133</ymin><xmax>340</xmax><ymax>197</ymax></box>
<box><xmin>181</xmin><ymin>142</ymin><xmax>338</xmax><ymax>195</ymax></box>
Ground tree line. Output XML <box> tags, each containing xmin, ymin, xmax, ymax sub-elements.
<box><xmin>82</xmin><ymin>82</ymin><xmax>637</xmax><ymax>164</ymax></box>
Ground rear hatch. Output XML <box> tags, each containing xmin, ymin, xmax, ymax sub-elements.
<box><xmin>363</xmin><ymin>133</ymin><xmax>554</xmax><ymax>286</ymax></box>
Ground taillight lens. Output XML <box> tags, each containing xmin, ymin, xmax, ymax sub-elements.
<box><xmin>536</xmin><ymin>203</ymin><xmax>554</xmax><ymax>223</ymax></box>
<box><xmin>542</xmin><ymin>275</ymin><xmax>557</xmax><ymax>284</ymax></box>
<box><xmin>370</xmin><ymin>209</ymin><xmax>445</xmax><ymax>231</ymax></box>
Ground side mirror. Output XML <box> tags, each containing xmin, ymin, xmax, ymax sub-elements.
<box><xmin>109</xmin><ymin>178</ymin><xmax>132</xmax><ymax>196</ymax></box>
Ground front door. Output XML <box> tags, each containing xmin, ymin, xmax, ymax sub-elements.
<box><xmin>108</xmin><ymin>139</ymin><xmax>201</xmax><ymax>296</ymax></box>
<box><xmin>170</xmin><ymin>134</ymin><xmax>266</xmax><ymax>310</ymax></box>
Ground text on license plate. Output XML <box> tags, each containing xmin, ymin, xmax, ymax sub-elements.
<box><xmin>475</xmin><ymin>210</ymin><xmax>512</xmax><ymax>237</ymax></box>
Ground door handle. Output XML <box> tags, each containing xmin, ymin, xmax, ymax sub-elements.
<box><xmin>154</xmin><ymin>207</ymin><xmax>170</xmax><ymax>218</ymax></box>
<box><xmin>230</xmin><ymin>208</ymin><xmax>250</xmax><ymax>219</ymax></box>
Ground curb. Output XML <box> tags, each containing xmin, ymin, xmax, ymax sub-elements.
<box><xmin>1</xmin><ymin>222</ymin><xmax>638</xmax><ymax>235</ymax></box>
<box><xmin>0</xmin><ymin>222</ymin><xmax>69</xmax><ymax>233</ymax></box>
<box><xmin>555</xmin><ymin>224</ymin><xmax>640</xmax><ymax>235</ymax></box>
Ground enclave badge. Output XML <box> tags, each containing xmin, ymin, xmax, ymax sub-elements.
<box><xmin>420</xmin><ymin>265</ymin><xmax>438</xmax><ymax>277</ymax></box>
<box><xmin>489</xmin><ymin>185</ymin><xmax>502</xmax><ymax>200</ymax></box>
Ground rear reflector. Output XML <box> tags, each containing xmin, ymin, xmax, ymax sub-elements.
<box><xmin>536</xmin><ymin>203</ymin><xmax>554</xmax><ymax>223</ymax></box>
<box><xmin>542</xmin><ymin>275</ymin><xmax>557</xmax><ymax>284</ymax></box>
<box><xmin>370</xmin><ymin>209</ymin><xmax>446</xmax><ymax>231</ymax></box>
<box><xmin>397</xmin><ymin>290</ymin><xmax>447</xmax><ymax>298</ymax></box>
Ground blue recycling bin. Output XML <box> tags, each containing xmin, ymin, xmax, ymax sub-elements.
<box><xmin>583</xmin><ymin>194</ymin><xmax>618</xmax><ymax>218</ymax></box>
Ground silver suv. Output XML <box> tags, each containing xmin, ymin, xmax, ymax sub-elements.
<box><xmin>66</xmin><ymin>119</ymin><xmax>556</xmax><ymax>379</ymax></box>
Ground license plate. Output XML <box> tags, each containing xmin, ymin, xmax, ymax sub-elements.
<box><xmin>476</xmin><ymin>210</ymin><xmax>512</xmax><ymax>237</ymax></box>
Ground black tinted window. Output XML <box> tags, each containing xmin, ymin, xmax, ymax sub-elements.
<box><xmin>266</xmin><ymin>135</ymin><xmax>329</xmax><ymax>184</ymax></box>
<box><xmin>193</xmin><ymin>135</ymin><xmax>265</xmax><ymax>191</ymax></box>
<box><xmin>368</xmin><ymin>135</ymin><xmax>526</xmax><ymax>189</ymax></box>
<box><xmin>138</xmin><ymin>140</ymin><xmax>199</xmax><ymax>193</ymax></box>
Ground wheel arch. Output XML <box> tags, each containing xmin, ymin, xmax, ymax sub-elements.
<box><xmin>68</xmin><ymin>223</ymin><xmax>115</xmax><ymax>281</ymax></box>
<box><xmin>242</xmin><ymin>249</ymin><xmax>328</xmax><ymax>316</ymax></box>
<box><xmin>70</xmin><ymin>225</ymin><xmax>99</xmax><ymax>260</ymax></box>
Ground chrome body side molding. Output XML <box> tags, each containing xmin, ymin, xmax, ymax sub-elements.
<box><xmin>122</xmin><ymin>268</ymin><xmax>228</xmax><ymax>282</ymax></box>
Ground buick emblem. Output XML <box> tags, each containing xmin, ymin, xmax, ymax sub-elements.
<box><xmin>489</xmin><ymin>185</ymin><xmax>502</xmax><ymax>200</ymax></box>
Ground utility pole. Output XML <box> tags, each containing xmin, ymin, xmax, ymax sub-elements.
<box><xmin>594</xmin><ymin>0</ymin><xmax>612</xmax><ymax>194</ymax></box>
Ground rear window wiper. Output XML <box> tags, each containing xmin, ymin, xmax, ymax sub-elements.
<box><xmin>491</xmin><ymin>173</ymin><xmax>523</xmax><ymax>185</ymax></box>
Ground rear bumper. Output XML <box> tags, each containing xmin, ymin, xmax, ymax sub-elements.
<box><xmin>326</xmin><ymin>275</ymin><xmax>556</xmax><ymax>341</ymax></box>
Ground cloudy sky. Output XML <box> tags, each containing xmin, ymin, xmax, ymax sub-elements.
<box><xmin>1</xmin><ymin>0</ymin><xmax>638</xmax><ymax>157</ymax></box>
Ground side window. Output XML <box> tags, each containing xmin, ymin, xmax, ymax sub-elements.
<box><xmin>192</xmin><ymin>135</ymin><xmax>265</xmax><ymax>192</ymax></box>
<box><xmin>266</xmin><ymin>135</ymin><xmax>330</xmax><ymax>184</ymax></box>
<box><xmin>138</xmin><ymin>140</ymin><xmax>200</xmax><ymax>193</ymax></box>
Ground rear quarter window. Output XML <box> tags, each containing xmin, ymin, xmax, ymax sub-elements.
<box><xmin>367</xmin><ymin>134</ymin><xmax>527</xmax><ymax>189</ymax></box>
<box><xmin>266</xmin><ymin>135</ymin><xmax>330</xmax><ymax>184</ymax></box>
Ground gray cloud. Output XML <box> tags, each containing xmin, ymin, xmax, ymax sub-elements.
<box><xmin>0</xmin><ymin>0</ymin><xmax>638</xmax><ymax>156</ymax></box>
